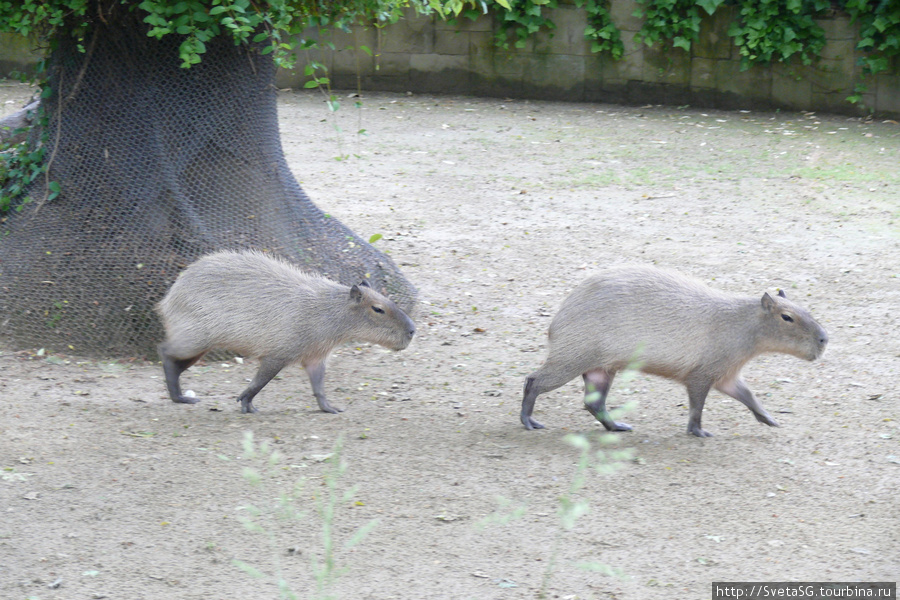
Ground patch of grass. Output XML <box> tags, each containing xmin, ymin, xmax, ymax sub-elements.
<box><xmin>234</xmin><ymin>432</ymin><xmax>377</xmax><ymax>600</ymax></box>
<box><xmin>479</xmin><ymin>401</ymin><xmax>636</xmax><ymax>597</ymax></box>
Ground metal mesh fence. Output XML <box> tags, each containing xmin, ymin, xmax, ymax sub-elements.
<box><xmin>0</xmin><ymin>16</ymin><xmax>416</xmax><ymax>357</ymax></box>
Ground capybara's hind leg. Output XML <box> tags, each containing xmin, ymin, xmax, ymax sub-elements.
<box><xmin>521</xmin><ymin>376</ymin><xmax>545</xmax><ymax>430</ymax></box>
<box><xmin>237</xmin><ymin>356</ymin><xmax>288</xmax><ymax>414</ymax></box>
<box><xmin>159</xmin><ymin>345</ymin><xmax>204</xmax><ymax>404</ymax></box>
<box><xmin>522</xmin><ymin>363</ymin><xmax>583</xmax><ymax>430</ymax></box>
<box><xmin>583</xmin><ymin>369</ymin><xmax>632</xmax><ymax>432</ymax></box>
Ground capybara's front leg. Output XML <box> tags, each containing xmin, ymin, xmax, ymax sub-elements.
<box><xmin>716</xmin><ymin>377</ymin><xmax>779</xmax><ymax>428</ymax></box>
<box><xmin>686</xmin><ymin>374</ymin><xmax>714</xmax><ymax>437</ymax></box>
<box><xmin>304</xmin><ymin>359</ymin><xmax>342</xmax><ymax>414</ymax></box>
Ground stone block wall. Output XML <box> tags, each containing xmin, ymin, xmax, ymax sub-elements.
<box><xmin>274</xmin><ymin>2</ymin><xmax>900</xmax><ymax>117</ymax></box>
<box><xmin>0</xmin><ymin>5</ymin><xmax>897</xmax><ymax>117</ymax></box>
<box><xmin>0</xmin><ymin>32</ymin><xmax>41</xmax><ymax>77</ymax></box>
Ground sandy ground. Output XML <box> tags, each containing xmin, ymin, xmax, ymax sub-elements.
<box><xmin>1</xmin><ymin>81</ymin><xmax>898</xmax><ymax>599</ymax></box>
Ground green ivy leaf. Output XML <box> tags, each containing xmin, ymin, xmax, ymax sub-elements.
<box><xmin>697</xmin><ymin>0</ymin><xmax>724</xmax><ymax>16</ymax></box>
<box><xmin>673</xmin><ymin>36</ymin><xmax>691</xmax><ymax>51</ymax></box>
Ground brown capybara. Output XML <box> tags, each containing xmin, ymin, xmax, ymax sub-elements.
<box><xmin>156</xmin><ymin>250</ymin><xmax>416</xmax><ymax>414</ymax></box>
<box><xmin>521</xmin><ymin>266</ymin><xmax>828</xmax><ymax>436</ymax></box>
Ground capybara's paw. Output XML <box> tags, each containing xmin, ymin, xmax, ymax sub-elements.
<box><xmin>688</xmin><ymin>425</ymin><xmax>713</xmax><ymax>438</ymax></box>
<box><xmin>317</xmin><ymin>400</ymin><xmax>344</xmax><ymax>414</ymax></box>
<box><xmin>607</xmin><ymin>420</ymin><xmax>633</xmax><ymax>432</ymax></box>
<box><xmin>755</xmin><ymin>412</ymin><xmax>779</xmax><ymax>427</ymax></box>
<box><xmin>173</xmin><ymin>395</ymin><xmax>200</xmax><ymax>404</ymax></box>
<box><xmin>522</xmin><ymin>416</ymin><xmax>545</xmax><ymax>430</ymax></box>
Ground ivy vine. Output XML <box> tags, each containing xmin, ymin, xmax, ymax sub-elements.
<box><xmin>493</xmin><ymin>0</ymin><xmax>558</xmax><ymax>50</ymax></box>
<box><xmin>0</xmin><ymin>61</ymin><xmax>58</xmax><ymax>215</ymax></box>
<box><xmin>845</xmin><ymin>0</ymin><xmax>900</xmax><ymax>76</ymax></box>
<box><xmin>490</xmin><ymin>0</ymin><xmax>623</xmax><ymax>58</ymax></box>
<box><xmin>577</xmin><ymin>0</ymin><xmax>623</xmax><ymax>59</ymax></box>
<box><xmin>634</xmin><ymin>0</ymin><xmax>705</xmax><ymax>52</ymax></box>
<box><xmin>727</xmin><ymin>0</ymin><xmax>830</xmax><ymax>70</ymax></box>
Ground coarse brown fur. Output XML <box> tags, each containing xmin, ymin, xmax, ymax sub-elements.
<box><xmin>521</xmin><ymin>266</ymin><xmax>828</xmax><ymax>436</ymax></box>
<box><xmin>156</xmin><ymin>250</ymin><xmax>416</xmax><ymax>414</ymax></box>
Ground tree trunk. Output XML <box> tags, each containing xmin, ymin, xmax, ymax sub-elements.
<box><xmin>0</xmin><ymin>12</ymin><xmax>416</xmax><ymax>356</ymax></box>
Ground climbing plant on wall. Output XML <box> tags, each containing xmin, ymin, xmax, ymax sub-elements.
<box><xmin>488</xmin><ymin>0</ymin><xmax>623</xmax><ymax>58</ymax></box>
<box><xmin>727</xmin><ymin>0</ymin><xmax>832</xmax><ymax>70</ymax></box>
<box><xmin>845</xmin><ymin>0</ymin><xmax>900</xmax><ymax>76</ymax></box>
<box><xmin>484</xmin><ymin>0</ymin><xmax>899</xmax><ymax>107</ymax></box>
<box><xmin>578</xmin><ymin>0</ymin><xmax>624</xmax><ymax>58</ymax></box>
<box><xmin>492</xmin><ymin>0</ymin><xmax>559</xmax><ymax>50</ymax></box>
<box><xmin>633</xmin><ymin>0</ymin><xmax>724</xmax><ymax>51</ymax></box>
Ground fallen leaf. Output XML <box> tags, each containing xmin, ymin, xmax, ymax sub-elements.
<box><xmin>122</xmin><ymin>431</ymin><xmax>156</xmax><ymax>438</ymax></box>
<box><xmin>435</xmin><ymin>514</ymin><xmax>466</xmax><ymax>522</ymax></box>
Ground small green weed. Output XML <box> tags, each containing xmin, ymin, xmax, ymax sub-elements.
<box><xmin>234</xmin><ymin>432</ymin><xmax>378</xmax><ymax>600</ymax></box>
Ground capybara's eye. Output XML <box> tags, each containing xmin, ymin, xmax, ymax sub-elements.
<box><xmin>372</xmin><ymin>306</ymin><xmax>385</xmax><ymax>314</ymax></box>
<box><xmin>781</xmin><ymin>314</ymin><xmax>794</xmax><ymax>323</ymax></box>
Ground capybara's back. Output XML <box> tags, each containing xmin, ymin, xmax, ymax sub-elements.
<box><xmin>547</xmin><ymin>266</ymin><xmax>809</xmax><ymax>380</ymax></box>
<box><xmin>157</xmin><ymin>250</ymin><xmax>346</xmax><ymax>361</ymax></box>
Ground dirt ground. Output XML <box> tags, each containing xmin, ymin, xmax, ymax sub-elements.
<box><xmin>1</xmin><ymin>80</ymin><xmax>898</xmax><ymax>600</ymax></box>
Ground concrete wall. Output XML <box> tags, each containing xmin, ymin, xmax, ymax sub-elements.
<box><xmin>1</xmin><ymin>4</ymin><xmax>897</xmax><ymax>117</ymax></box>
<box><xmin>275</xmin><ymin>2</ymin><xmax>900</xmax><ymax>117</ymax></box>
<box><xmin>0</xmin><ymin>33</ymin><xmax>41</xmax><ymax>77</ymax></box>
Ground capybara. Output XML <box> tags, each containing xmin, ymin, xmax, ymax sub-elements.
<box><xmin>156</xmin><ymin>250</ymin><xmax>416</xmax><ymax>413</ymax></box>
<box><xmin>521</xmin><ymin>266</ymin><xmax>827</xmax><ymax>436</ymax></box>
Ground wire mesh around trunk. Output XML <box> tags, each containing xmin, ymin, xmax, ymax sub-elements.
<box><xmin>0</xmin><ymin>17</ymin><xmax>416</xmax><ymax>357</ymax></box>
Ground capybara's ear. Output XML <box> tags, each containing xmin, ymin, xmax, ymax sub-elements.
<box><xmin>350</xmin><ymin>285</ymin><xmax>363</xmax><ymax>302</ymax></box>
<box><xmin>359</xmin><ymin>280</ymin><xmax>371</xmax><ymax>288</ymax></box>
<box><xmin>761</xmin><ymin>292</ymin><xmax>776</xmax><ymax>312</ymax></box>
<box><xmin>777</xmin><ymin>289</ymin><xmax>787</xmax><ymax>299</ymax></box>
